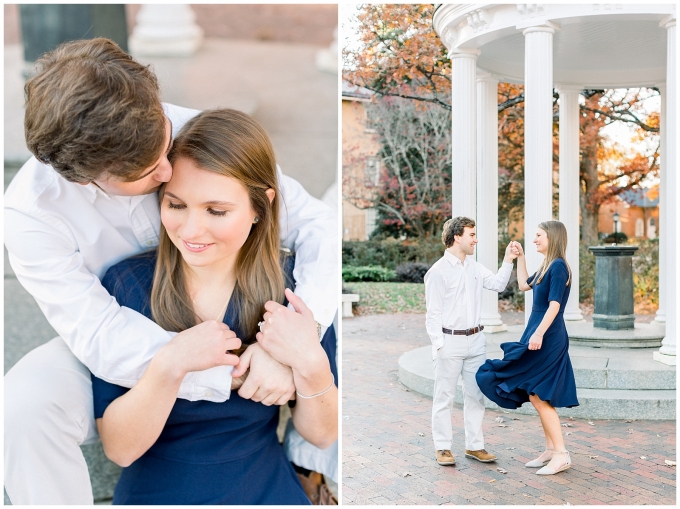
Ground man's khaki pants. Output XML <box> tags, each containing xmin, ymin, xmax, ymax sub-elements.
<box><xmin>431</xmin><ymin>333</ymin><xmax>486</xmax><ymax>452</ymax></box>
<box><xmin>5</xmin><ymin>337</ymin><xmax>99</xmax><ymax>504</ymax></box>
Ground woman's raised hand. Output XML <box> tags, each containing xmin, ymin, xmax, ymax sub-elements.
<box><xmin>158</xmin><ymin>321</ymin><xmax>241</xmax><ymax>380</ymax></box>
<box><xmin>256</xmin><ymin>289</ymin><xmax>326</xmax><ymax>373</ymax></box>
<box><xmin>512</xmin><ymin>241</ymin><xmax>525</xmax><ymax>257</ymax></box>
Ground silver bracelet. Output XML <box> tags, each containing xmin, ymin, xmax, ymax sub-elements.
<box><xmin>296</xmin><ymin>373</ymin><xmax>335</xmax><ymax>399</ymax></box>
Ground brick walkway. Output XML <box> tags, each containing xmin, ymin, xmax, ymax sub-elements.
<box><xmin>342</xmin><ymin>313</ymin><xmax>676</xmax><ymax>505</ymax></box>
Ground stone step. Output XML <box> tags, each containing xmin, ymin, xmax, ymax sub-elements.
<box><xmin>398</xmin><ymin>347</ymin><xmax>676</xmax><ymax>420</ymax></box>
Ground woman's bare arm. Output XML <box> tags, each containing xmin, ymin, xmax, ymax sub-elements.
<box><xmin>97</xmin><ymin>321</ymin><xmax>241</xmax><ymax>467</ymax></box>
<box><xmin>250</xmin><ymin>289</ymin><xmax>338</xmax><ymax>449</ymax></box>
<box><xmin>527</xmin><ymin>301</ymin><xmax>561</xmax><ymax>350</ymax></box>
<box><xmin>514</xmin><ymin>242</ymin><xmax>532</xmax><ymax>291</ymax></box>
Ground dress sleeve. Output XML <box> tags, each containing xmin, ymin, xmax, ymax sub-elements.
<box><xmin>548</xmin><ymin>261</ymin><xmax>569</xmax><ymax>304</ymax></box>
<box><xmin>527</xmin><ymin>272</ymin><xmax>537</xmax><ymax>286</ymax></box>
<box><xmin>92</xmin><ymin>373</ymin><xmax>129</xmax><ymax>419</ymax></box>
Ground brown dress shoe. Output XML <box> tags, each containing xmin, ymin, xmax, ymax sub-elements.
<box><xmin>465</xmin><ymin>449</ymin><xmax>497</xmax><ymax>463</ymax></box>
<box><xmin>435</xmin><ymin>450</ymin><xmax>456</xmax><ymax>465</ymax></box>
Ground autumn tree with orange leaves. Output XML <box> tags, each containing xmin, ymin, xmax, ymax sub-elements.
<box><xmin>343</xmin><ymin>4</ymin><xmax>660</xmax><ymax>245</ymax></box>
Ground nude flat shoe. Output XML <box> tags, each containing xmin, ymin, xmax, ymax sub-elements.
<box><xmin>536</xmin><ymin>451</ymin><xmax>571</xmax><ymax>475</ymax></box>
<box><xmin>525</xmin><ymin>448</ymin><xmax>553</xmax><ymax>468</ymax></box>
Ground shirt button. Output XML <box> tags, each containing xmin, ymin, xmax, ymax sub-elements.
<box><xmin>145</xmin><ymin>240</ymin><xmax>154</xmax><ymax>247</ymax></box>
<box><xmin>205</xmin><ymin>390</ymin><xmax>213</xmax><ymax>397</ymax></box>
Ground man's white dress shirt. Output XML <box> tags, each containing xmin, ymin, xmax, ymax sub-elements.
<box><xmin>4</xmin><ymin>103</ymin><xmax>338</xmax><ymax>402</ymax></box>
<box><xmin>424</xmin><ymin>251</ymin><xmax>512</xmax><ymax>359</ymax></box>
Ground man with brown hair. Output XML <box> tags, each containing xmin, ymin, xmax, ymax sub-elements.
<box><xmin>424</xmin><ymin>216</ymin><xmax>518</xmax><ymax>466</ymax></box>
<box><xmin>4</xmin><ymin>38</ymin><xmax>337</xmax><ymax>504</ymax></box>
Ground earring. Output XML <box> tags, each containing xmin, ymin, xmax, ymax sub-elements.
<box><xmin>253</xmin><ymin>217</ymin><xmax>259</xmax><ymax>224</ymax></box>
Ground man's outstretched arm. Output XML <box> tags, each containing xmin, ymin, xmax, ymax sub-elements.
<box><xmin>481</xmin><ymin>243</ymin><xmax>517</xmax><ymax>292</ymax></box>
<box><xmin>4</xmin><ymin>207</ymin><xmax>235</xmax><ymax>402</ymax></box>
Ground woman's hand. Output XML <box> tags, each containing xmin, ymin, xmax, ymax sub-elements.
<box><xmin>231</xmin><ymin>342</ymin><xmax>296</xmax><ymax>405</ymax></box>
<box><xmin>512</xmin><ymin>240</ymin><xmax>525</xmax><ymax>257</ymax></box>
<box><xmin>528</xmin><ymin>333</ymin><xmax>543</xmax><ymax>350</ymax></box>
<box><xmin>157</xmin><ymin>320</ymin><xmax>241</xmax><ymax>381</ymax></box>
<box><xmin>256</xmin><ymin>289</ymin><xmax>325</xmax><ymax>374</ymax></box>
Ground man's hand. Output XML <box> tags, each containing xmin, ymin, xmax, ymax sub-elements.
<box><xmin>231</xmin><ymin>343</ymin><xmax>295</xmax><ymax>405</ymax></box>
<box><xmin>158</xmin><ymin>321</ymin><xmax>241</xmax><ymax>380</ymax></box>
<box><xmin>504</xmin><ymin>241</ymin><xmax>519</xmax><ymax>263</ymax></box>
<box><xmin>512</xmin><ymin>241</ymin><xmax>524</xmax><ymax>257</ymax></box>
<box><xmin>256</xmin><ymin>289</ymin><xmax>326</xmax><ymax>373</ymax></box>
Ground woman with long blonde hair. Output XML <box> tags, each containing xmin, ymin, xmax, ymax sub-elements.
<box><xmin>90</xmin><ymin>109</ymin><xmax>337</xmax><ymax>504</ymax></box>
<box><xmin>476</xmin><ymin>220</ymin><xmax>579</xmax><ymax>476</ymax></box>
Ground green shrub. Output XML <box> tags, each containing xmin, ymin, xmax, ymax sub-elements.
<box><xmin>395</xmin><ymin>262</ymin><xmax>431</xmax><ymax>283</ymax></box>
<box><xmin>579</xmin><ymin>242</ymin><xmax>596</xmax><ymax>303</ymax></box>
<box><xmin>632</xmin><ymin>238</ymin><xmax>659</xmax><ymax>307</ymax></box>
<box><xmin>342</xmin><ymin>265</ymin><xmax>396</xmax><ymax>282</ymax></box>
<box><xmin>603</xmin><ymin>231</ymin><xmax>629</xmax><ymax>244</ymax></box>
<box><xmin>342</xmin><ymin>238</ymin><xmax>443</xmax><ymax>270</ymax></box>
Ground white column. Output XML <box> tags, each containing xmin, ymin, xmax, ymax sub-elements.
<box><xmin>129</xmin><ymin>4</ymin><xmax>203</xmax><ymax>57</ymax></box>
<box><xmin>477</xmin><ymin>73</ymin><xmax>507</xmax><ymax>332</ymax></box>
<box><xmin>655</xmin><ymin>18</ymin><xmax>676</xmax><ymax>365</ymax></box>
<box><xmin>557</xmin><ymin>86</ymin><xmax>584</xmax><ymax>321</ymax></box>
<box><xmin>523</xmin><ymin>25</ymin><xmax>556</xmax><ymax>323</ymax></box>
<box><xmin>654</xmin><ymin>84</ymin><xmax>666</xmax><ymax>324</ymax></box>
<box><xmin>450</xmin><ymin>48</ymin><xmax>480</xmax><ymax>220</ymax></box>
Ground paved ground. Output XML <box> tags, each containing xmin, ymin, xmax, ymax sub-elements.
<box><xmin>342</xmin><ymin>313</ymin><xmax>677</xmax><ymax>505</ymax></box>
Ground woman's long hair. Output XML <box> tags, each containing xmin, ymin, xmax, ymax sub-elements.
<box><xmin>531</xmin><ymin>220</ymin><xmax>572</xmax><ymax>287</ymax></box>
<box><xmin>150</xmin><ymin>109</ymin><xmax>284</xmax><ymax>344</ymax></box>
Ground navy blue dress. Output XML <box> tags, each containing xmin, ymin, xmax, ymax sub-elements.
<box><xmin>92</xmin><ymin>250</ymin><xmax>334</xmax><ymax>505</ymax></box>
<box><xmin>476</xmin><ymin>258</ymin><xmax>579</xmax><ymax>409</ymax></box>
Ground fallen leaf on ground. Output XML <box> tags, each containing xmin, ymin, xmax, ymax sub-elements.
<box><xmin>498</xmin><ymin>424</ymin><xmax>510</xmax><ymax>428</ymax></box>
<box><xmin>625</xmin><ymin>420</ymin><xmax>633</xmax><ymax>423</ymax></box>
<box><xmin>565</xmin><ymin>432</ymin><xmax>573</xmax><ymax>436</ymax></box>
<box><xmin>589</xmin><ymin>455</ymin><xmax>599</xmax><ymax>459</ymax></box>
<box><xmin>417</xmin><ymin>432</ymin><xmax>424</xmax><ymax>437</ymax></box>
<box><xmin>495</xmin><ymin>417</ymin><xmax>505</xmax><ymax>423</ymax></box>
<box><xmin>657</xmin><ymin>434</ymin><xmax>662</xmax><ymax>437</ymax></box>
<box><xmin>502</xmin><ymin>410</ymin><xmax>510</xmax><ymax>414</ymax></box>
<box><xmin>664</xmin><ymin>460</ymin><xmax>676</xmax><ymax>467</ymax></box>
<box><xmin>640</xmin><ymin>456</ymin><xmax>647</xmax><ymax>460</ymax></box>
<box><xmin>402</xmin><ymin>472</ymin><xmax>412</xmax><ymax>477</ymax></box>
<box><xmin>568</xmin><ymin>417</ymin><xmax>575</xmax><ymax>421</ymax></box>
<box><xmin>587</xmin><ymin>422</ymin><xmax>595</xmax><ymax>426</ymax></box>
<box><xmin>488</xmin><ymin>479</ymin><xmax>496</xmax><ymax>483</ymax></box>
<box><xmin>506</xmin><ymin>447</ymin><xmax>516</xmax><ymax>450</ymax></box>
<box><xmin>497</xmin><ymin>467</ymin><xmax>508</xmax><ymax>474</ymax></box>
<box><xmin>512</xmin><ymin>417</ymin><xmax>520</xmax><ymax>420</ymax></box>
<box><xmin>561</xmin><ymin>423</ymin><xmax>573</xmax><ymax>427</ymax></box>
<box><xmin>401</xmin><ymin>388</ymin><xmax>410</xmax><ymax>391</ymax></box>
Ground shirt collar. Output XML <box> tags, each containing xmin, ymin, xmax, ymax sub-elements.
<box><xmin>444</xmin><ymin>250</ymin><xmax>469</xmax><ymax>267</ymax></box>
<box><xmin>78</xmin><ymin>182</ymin><xmax>151</xmax><ymax>209</ymax></box>
<box><xmin>79</xmin><ymin>182</ymin><xmax>107</xmax><ymax>204</ymax></box>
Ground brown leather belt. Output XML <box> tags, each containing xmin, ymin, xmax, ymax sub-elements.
<box><xmin>442</xmin><ymin>325</ymin><xmax>484</xmax><ymax>336</ymax></box>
